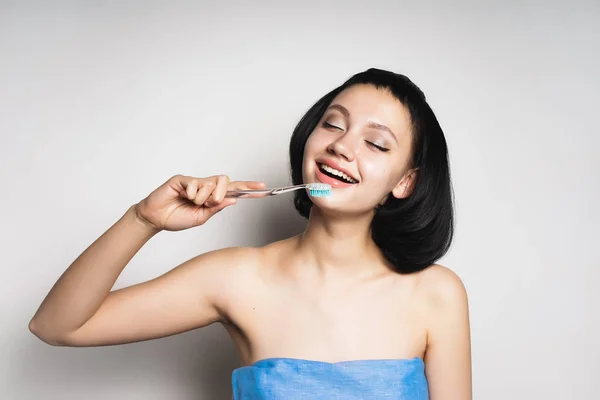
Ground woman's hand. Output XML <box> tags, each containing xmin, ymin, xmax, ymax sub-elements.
<box><xmin>135</xmin><ymin>174</ymin><xmax>266</xmax><ymax>232</ymax></box>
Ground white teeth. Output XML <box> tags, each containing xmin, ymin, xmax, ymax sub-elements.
<box><xmin>319</xmin><ymin>164</ymin><xmax>357</xmax><ymax>183</ymax></box>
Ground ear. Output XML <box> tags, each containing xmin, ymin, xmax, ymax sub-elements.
<box><xmin>391</xmin><ymin>168</ymin><xmax>418</xmax><ymax>199</ymax></box>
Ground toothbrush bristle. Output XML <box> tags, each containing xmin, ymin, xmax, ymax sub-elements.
<box><xmin>306</xmin><ymin>183</ymin><xmax>332</xmax><ymax>197</ymax></box>
<box><xmin>306</xmin><ymin>183</ymin><xmax>331</xmax><ymax>190</ymax></box>
<box><xmin>308</xmin><ymin>189</ymin><xmax>331</xmax><ymax>197</ymax></box>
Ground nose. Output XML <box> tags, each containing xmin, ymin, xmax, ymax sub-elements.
<box><xmin>327</xmin><ymin>134</ymin><xmax>356</xmax><ymax>162</ymax></box>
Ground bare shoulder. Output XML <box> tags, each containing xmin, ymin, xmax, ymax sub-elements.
<box><xmin>188</xmin><ymin>237</ymin><xmax>300</xmax><ymax>290</ymax></box>
<box><xmin>199</xmin><ymin>239</ymin><xmax>293</xmax><ymax>322</ymax></box>
<box><xmin>185</xmin><ymin>246</ymin><xmax>265</xmax><ymax>284</ymax></box>
<box><xmin>255</xmin><ymin>236</ymin><xmax>300</xmax><ymax>269</ymax></box>
<box><xmin>414</xmin><ymin>264</ymin><xmax>469</xmax><ymax>311</ymax></box>
<box><xmin>194</xmin><ymin>245</ymin><xmax>264</xmax><ymax>266</ymax></box>
<box><xmin>417</xmin><ymin>265</ymin><xmax>472</xmax><ymax>398</ymax></box>
<box><xmin>177</xmin><ymin>246</ymin><xmax>267</xmax><ymax>317</ymax></box>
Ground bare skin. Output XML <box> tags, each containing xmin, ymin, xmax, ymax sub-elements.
<box><xmin>30</xmin><ymin>85</ymin><xmax>471</xmax><ymax>399</ymax></box>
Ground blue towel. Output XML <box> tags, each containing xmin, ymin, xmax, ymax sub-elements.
<box><xmin>232</xmin><ymin>357</ymin><xmax>428</xmax><ymax>399</ymax></box>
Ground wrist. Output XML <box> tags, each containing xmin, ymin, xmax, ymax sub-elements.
<box><xmin>127</xmin><ymin>204</ymin><xmax>162</xmax><ymax>236</ymax></box>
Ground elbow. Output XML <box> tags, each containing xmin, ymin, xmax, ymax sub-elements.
<box><xmin>28</xmin><ymin>318</ymin><xmax>69</xmax><ymax>346</ymax></box>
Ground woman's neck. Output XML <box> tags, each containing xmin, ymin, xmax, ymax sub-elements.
<box><xmin>295</xmin><ymin>207</ymin><xmax>387</xmax><ymax>275</ymax></box>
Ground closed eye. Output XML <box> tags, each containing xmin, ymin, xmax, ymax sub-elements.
<box><xmin>322</xmin><ymin>121</ymin><xmax>343</xmax><ymax>131</ymax></box>
<box><xmin>366</xmin><ymin>141</ymin><xmax>390</xmax><ymax>152</ymax></box>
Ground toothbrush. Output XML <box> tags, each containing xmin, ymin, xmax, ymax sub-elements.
<box><xmin>225</xmin><ymin>183</ymin><xmax>331</xmax><ymax>198</ymax></box>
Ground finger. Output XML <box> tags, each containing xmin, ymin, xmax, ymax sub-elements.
<box><xmin>206</xmin><ymin>175</ymin><xmax>230</xmax><ymax>207</ymax></box>
<box><xmin>205</xmin><ymin>197</ymin><xmax>237</xmax><ymax>217</ymax></box>
<box><xmin>192</xmin><ymin>181</ymin><xmax>215</xmax><ymax>206</ymax></box>
<box><xmin>194</xmin><ymin>197</ymin><xmax>237</xmax><ymax>225</ymax></box>
<box><xmin>179</xmin><ymin>177</ymin><xmax>199</xmax><ymax>201</ymax></box>
<box><xmin>228</xmin><ymin>180</ymin><xmax>267</xmax><ymax>191</ymax></box>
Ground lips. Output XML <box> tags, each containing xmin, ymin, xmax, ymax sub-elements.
<box><xmin>314</xmin><ymin>159</ymin><xmax>359</xmax><ymax>188</ymax></box>
<box><xmin>317</xmin><ymin>159</ymin><xmax>359</xmax><ymax>183</ymax></box>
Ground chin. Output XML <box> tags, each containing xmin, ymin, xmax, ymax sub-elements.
<box><xmin>309</xmin><ymin>195</ymin><xmax>376</xmax><ymax>218</ymax></box>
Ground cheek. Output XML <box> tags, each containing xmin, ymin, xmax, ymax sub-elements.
<box><xmin>301</xmin><ymin>133</ymin><xmax>320</xmax><ymax>177</ymax></box>
<box><xmin>304</xmin><ymin>131</ymin><xmax>328</xmax><ymax>153</ymax></box>
<box><xmin>361</xmin><ymin>160</ymin><xmax>401</xmax><ymax>193</ymax></box>
<box><xmin>361</xmin><ymin>159</ymin><xmax>387</xmax><ymax>183</ymax></box>
<box><xmin>303</xmin><ymin>135</ymin><xmax>316</xmax><ymax>158</ymax></box>
<box><xmin>302</xmin><ymin>132</ymin><xmax>326</xmax><ymax>162</ymax></box>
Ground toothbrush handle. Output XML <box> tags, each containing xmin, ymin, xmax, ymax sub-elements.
<box><xmin>225</xmin><ymin>189</ymin><xmax>274</xmax><ymax>198</ymax></box>
<box><xmin>225</xmin><ymin>185</ymin><xmax>306</xmax><ymax>198</ymax></box>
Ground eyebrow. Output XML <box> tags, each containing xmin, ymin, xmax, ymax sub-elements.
<box><xmin>327</xmin><ymin>104</ymin><xmax>398</xmax><ymax>144</ymax></box>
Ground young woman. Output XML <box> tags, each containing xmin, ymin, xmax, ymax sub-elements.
<box><xmin>29</xmin><ymin>68</ymin><xmax>471</xmax><ymax>399</ymax></box>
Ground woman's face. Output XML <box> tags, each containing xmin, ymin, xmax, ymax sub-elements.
<box><xmin>302</xmin><ymin>84</ymin><xmax>415</xmax><ymax>214</ymax></box>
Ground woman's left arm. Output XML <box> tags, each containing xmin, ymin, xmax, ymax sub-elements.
<box><xmin>423</xmin><ymin>265</ymin><xmax>472</xmax><ymax>400</ymax></box>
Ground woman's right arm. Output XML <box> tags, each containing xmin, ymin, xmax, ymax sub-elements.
<box><xmin>28</xmin><ymin>174</ymin><xmax>265</xmax><ymax>346</ymax></box>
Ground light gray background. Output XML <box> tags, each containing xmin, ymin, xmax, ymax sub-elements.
<box><xmin>2</xmin><ymin>1</ymin><xmax>599</xmax><ymax>399</ymax></box>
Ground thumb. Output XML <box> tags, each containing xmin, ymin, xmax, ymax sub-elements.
<box><xmin>204</xmin><ymin>197</ymin><xmax>237</xmax><ymax>218</ymax></box>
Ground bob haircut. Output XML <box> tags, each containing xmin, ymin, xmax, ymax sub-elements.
<box><xmin>289</xmin><ymin>68</ymin><xmax>454</xmax><ymax>273</ymax></box>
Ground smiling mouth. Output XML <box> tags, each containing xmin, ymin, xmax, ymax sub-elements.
<box><xmin>318</xmin><ymin>163</ymin><xmax>358</xmax><ymax>184</ymax></box>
